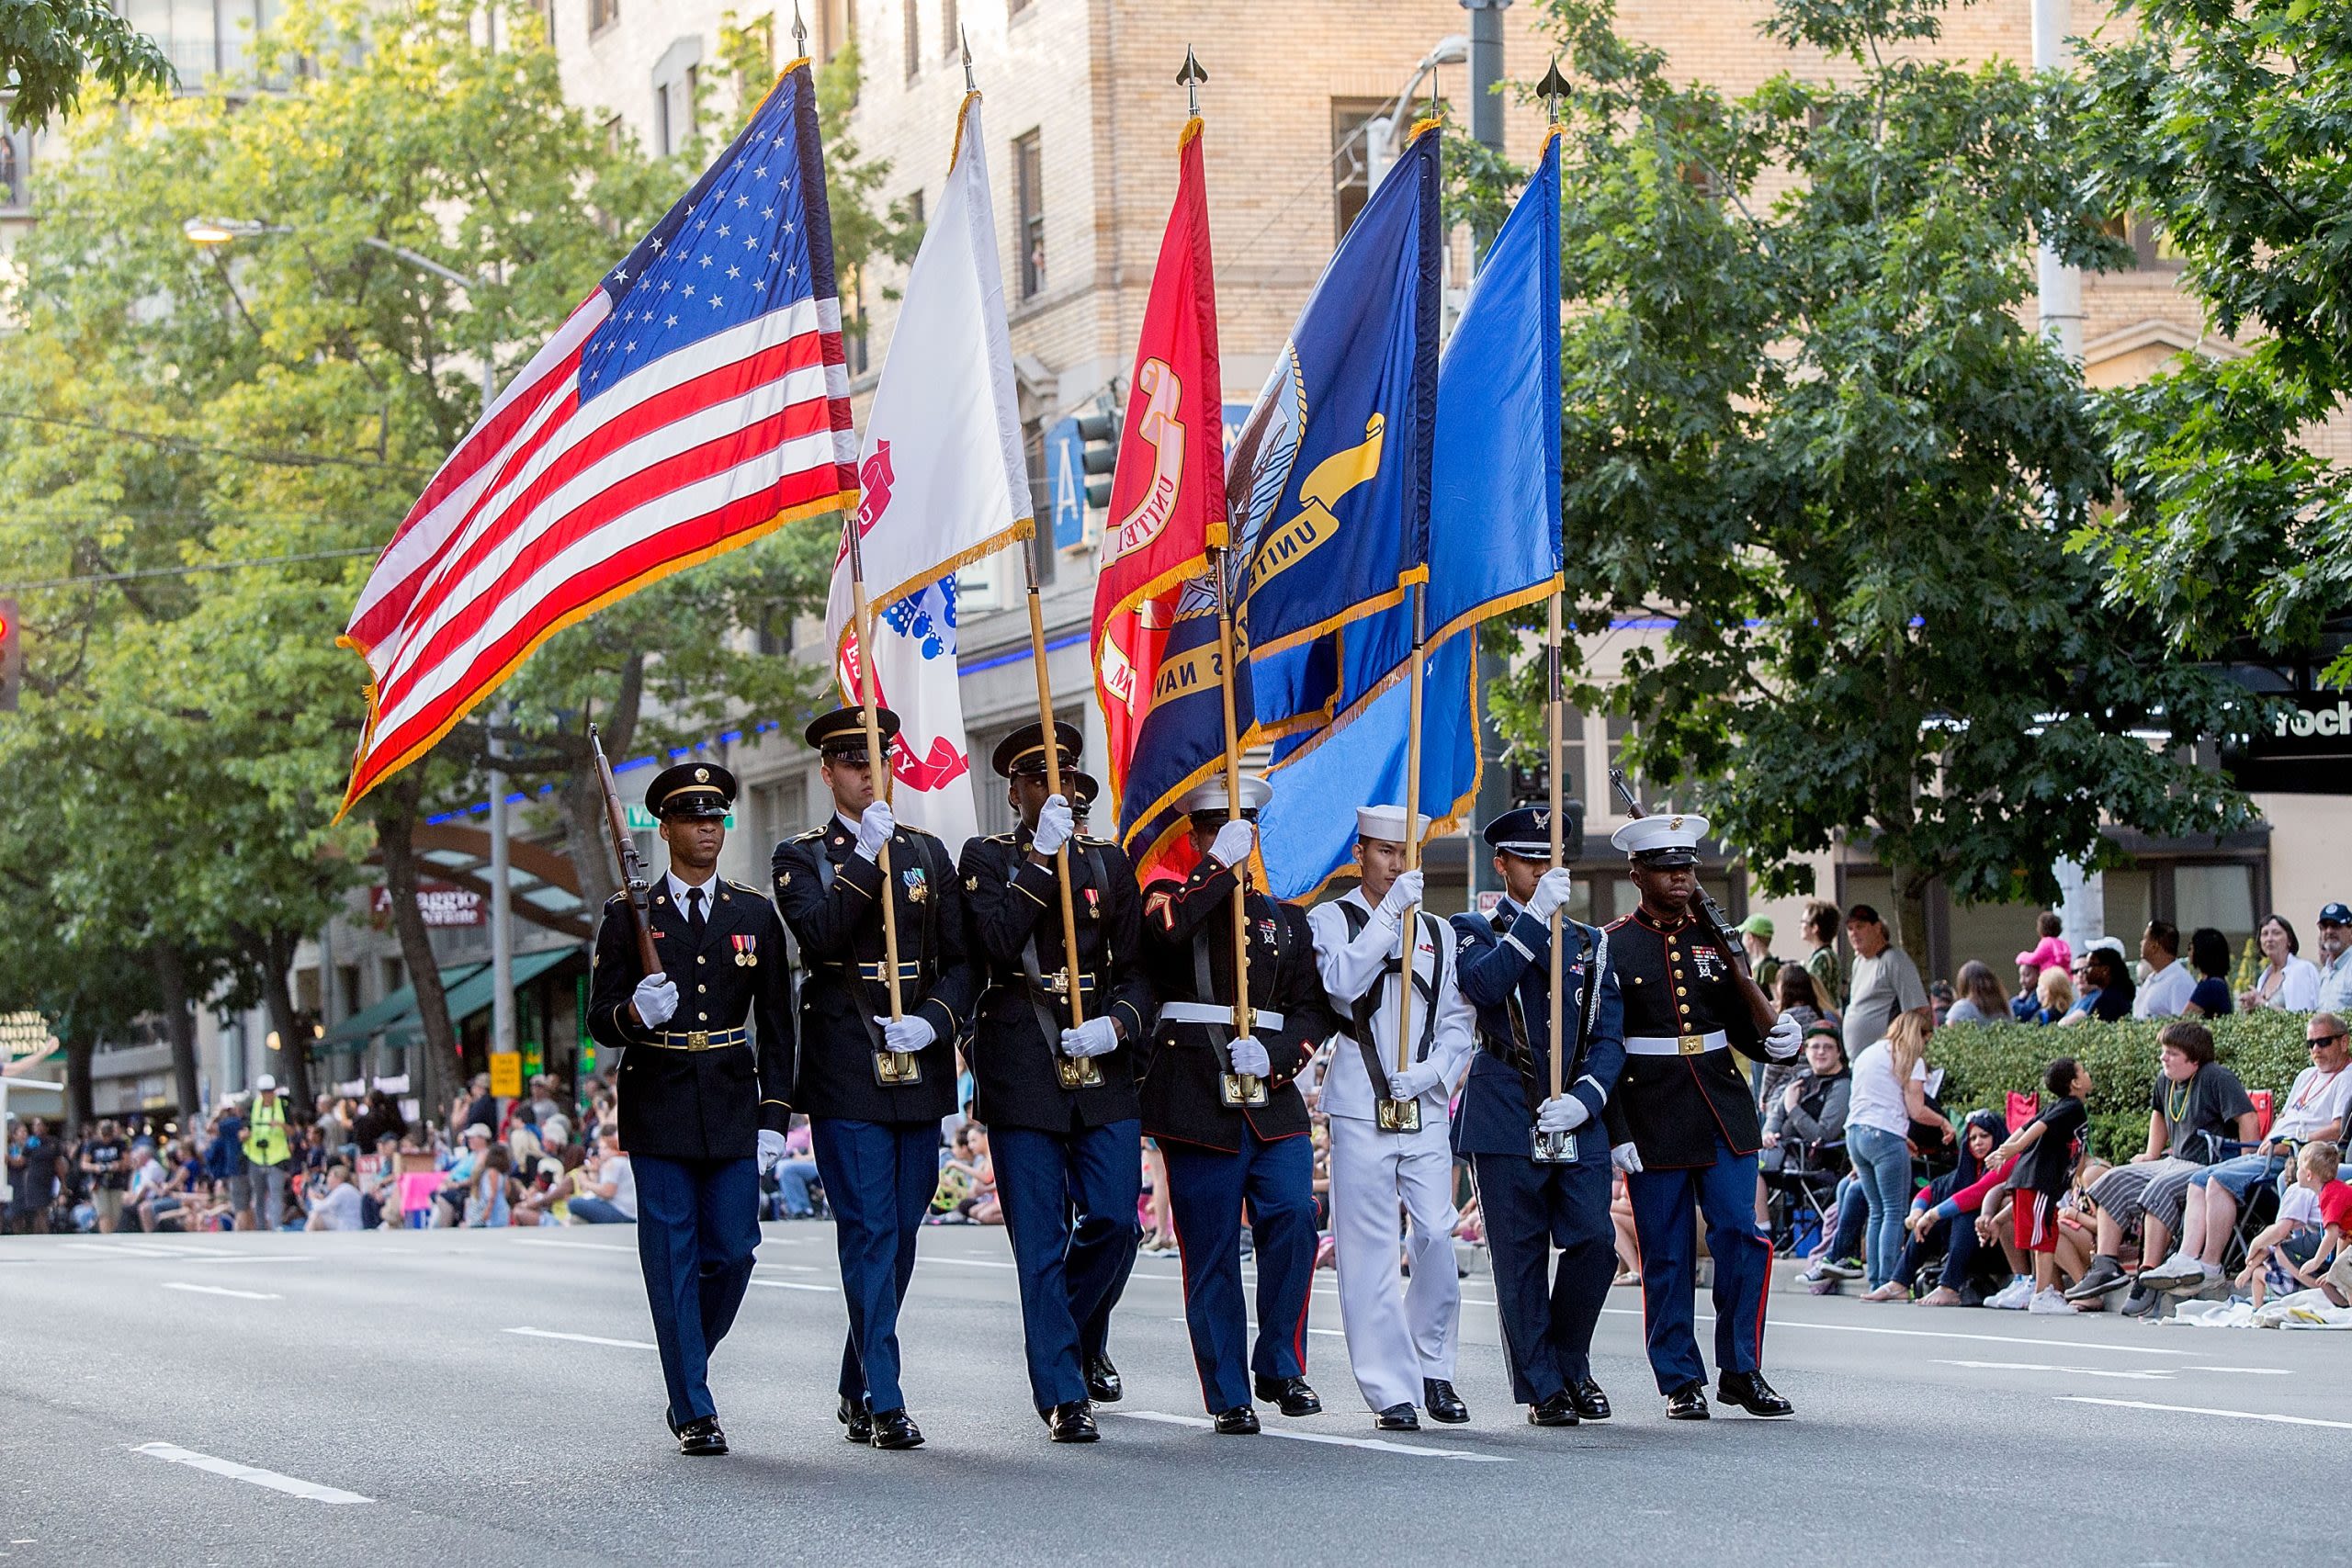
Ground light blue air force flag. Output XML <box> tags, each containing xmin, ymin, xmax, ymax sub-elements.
<box><xmin>1257</xmin><ymin>134</ymin><xmax>1566</xmax><ymax>900</ymax></box>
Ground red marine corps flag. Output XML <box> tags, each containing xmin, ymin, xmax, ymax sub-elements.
<box><xmin>1090</xmin><ymin>106</ymin><xmax>1227</xmax><ymax>818</ymax></box>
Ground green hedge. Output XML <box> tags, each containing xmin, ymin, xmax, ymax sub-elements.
<box><xmin>1931</xmin><ymin>1011</ymin><xmax>2320</xmax><ymax>1164</ymax></box>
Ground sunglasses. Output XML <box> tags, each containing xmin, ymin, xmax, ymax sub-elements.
<box><xmin>2309</xmin><ymin>1033</ymin><xmax>2347</xmax><ymax>1049</ymax></box>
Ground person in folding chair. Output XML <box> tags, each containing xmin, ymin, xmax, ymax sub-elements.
<box><xmin>1306</xmin><ymin>804</ymin><xmax>1478</xmax><ymax>1432</ymax></box>
<box><xmin>1603</xmin><ymin>813</ymin><xmax>1804</xmax><ymax>1420</ymax></box>
<box><xmin>585</xmin><ymin>761</ymin><xmax>796</xmax><ymax>1458</ymax></box>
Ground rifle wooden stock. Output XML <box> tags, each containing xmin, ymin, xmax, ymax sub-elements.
<box><xmin>590</xmin><ymin>724</ymin><xmax>662</xmax><ymax>979</ymax></box>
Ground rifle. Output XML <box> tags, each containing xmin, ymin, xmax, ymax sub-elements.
<box><xmin>1609</xmin><ymin>767</ymin><xmax>1776</xmax><ymax>1033</ymax></box>
<box><xmin>591</xmin><ymin>724</ymin><xmax>663</xmax><ymax>980</ymax></box>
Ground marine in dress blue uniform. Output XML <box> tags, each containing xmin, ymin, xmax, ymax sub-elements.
<box><xmin>771</xmin><ymin>705</ymin><xmax>978</xmax><ymax>1451</ymax></box>
<box><xmin>585</xmin><ymin>761</ymin><xmax>796</xmax><ymax>1457</ymax></box>
<box><xmin>1136</xmin><ymin>774</ymin><xmax>1338</xmax><ymax>1434</ymax></box>
<box><xmin>1601</xmin><ymin>813</ymin><xmax>1803</xmax><ymax>1420</ymax></box>
<box><xmin>1450</xmin><ymin>807</ymin><xmax>1627</xmax><ymax>1427</ymax></box>
<box><xmin>956</xmin><ymin>722</ymin><xmax>1156</xmax><ymax>1442</ymax></box>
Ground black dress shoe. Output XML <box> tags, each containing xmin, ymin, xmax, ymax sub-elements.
<box><xmin>1252</xmin><ymin>1375</ymin><xmax>1321</xmax><ymax>1417</ymax></box>
<box><xmin>868</xmin><ymin>1408</ymin><xmax>924</xmax><ymax>1450</ymax></box>
<box><xmin>1085</xmin><ymin>1353</ymin><xmax>1123</xmax><ymax>1404</ymax></box>
<box><xmin>836</xmin><ymin>1395</ymin><xmax>872</xmax><ymax>1445</ymax></box>
<box><xmin>1715</xmin><ymin>1371</ymin><xmax>1793</xmax><ymax>1418</ymax></box>
<box><xmin>1373</xmin><ymin>1403</ymin><xmax>1420</xmax><ymax>1431</ymax></box>
<box><xmin>676</xmin><ymin>1416</ymin><xmax>728</xmax><ymax>1456</ymax></box>
<box><xmin>1213</xmin><ymin>1405</ymin><xmax>1261</xmax><ymax>1435</ymax></box>
<box><xmin>1046</xmin><ymin>1401</ymin><xmax>1099</xmax><ymax>1442</ymax></box>
<box><xmin>1421</xmin><ymin>1379</ymin><xmax>1469</xmax><ymax>1425</ymax></box>
<box><xmin>1528</xmin><ymin>1391</ymin><xmax>1581</xmax><ymax>1427</ymax></box>
<box><xmin>1665</xmin><ymin>1382</ymin><xmax>1712</xmax><ymax>1420</ymax></box>
<box><xmin>1568</xmin><ymin>1378</ymin><xmax>1612</xmax><ymax>1423</ymax></box>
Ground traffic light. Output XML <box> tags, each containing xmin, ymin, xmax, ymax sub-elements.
<box><xmin>1076</xmin><ymin>400</ymin><xmax>1121</xmax><ymax>512</ymax></box>
<box><xmin>0</xmin><ymin>598</ymin><xmax>17</xmax><ymax>713</ymax></box>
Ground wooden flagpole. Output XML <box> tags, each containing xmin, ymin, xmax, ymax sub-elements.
<box><xmin>1392</xmin><ymin>575</ymin><xmax>1429</xmax><ymax>1089</ymax></box>
<box><xmin>1021</xmin><ymin>539</ymin><xmax>1087</xmax><ymax>1036</ymax></box>
<box><xmin>844</xmin><ymin>523</ymin><xmax>904</xmax><ymax>1025</ymax></box>
<box><xmin>1209</xmin><ymin>545</ymin><xmax>1258</xmax><ymax>1100</ymax></box>
<box><xmin>1546</xmin><ymin>591</ymin><xmax>1566</xmax><ymax>1105</ymax></box>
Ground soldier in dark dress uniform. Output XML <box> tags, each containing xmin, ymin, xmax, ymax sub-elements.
<box><xmin>1450</xmin><ymin>807</ymin><xmax>1626</xmax><ymax>1427</ymax></box>
<box><xmin>1601</xmin><ymin>813</ymin><xmax>1803</xmax><ymax>1420</ymax></box>
<box><xmin>771</xmin><ymin>705</ymin><xmax>977</xmax><ymax>1451</ymax></box>
<box><xmin>957</xmin><ymin>721</ymin><xmax>1155</xmax><ymax>1442</ymax></box>
<box><xmin>1136</xmin><ymin>774</ymin><xmax>1337</xmax><ymax>1435</ymax></box>
<box><xmin>585</xmin><ymin>761</ymin><xmax>795</xmax><ymax>1457</ymax></box>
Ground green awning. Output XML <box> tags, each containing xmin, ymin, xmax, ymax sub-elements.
<box><xmin>431</xmin><ymin>945</ymin><xmax>582</xmax><ymax>1032</ymax></box>
<box><xmin>320</xmin><ymin>963</ymin><xmax>485</xmax><ymax>1047</ymax></box>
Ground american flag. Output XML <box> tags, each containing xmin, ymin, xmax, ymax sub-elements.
<box><xmin>337</xmin><ymin>61</ymin><xmax>855</xmax><ymax>817</ymax></box>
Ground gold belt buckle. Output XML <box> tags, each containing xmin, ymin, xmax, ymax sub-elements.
<box><xmin>1679</xmin><ymin>1032</ymin><xmax>1706</xmax><ymax>1056</ymax></box>
<box><xmin>686</xmin><ymin>1030</ymin><xmax>710</xmax><ymax>1051</ymax></box>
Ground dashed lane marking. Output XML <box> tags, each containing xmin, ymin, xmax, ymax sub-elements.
<box><xmin>131</xmin><ymin>1443</ymin><xmax>369</xmax><ymax>1505</ymax></box>
<box><xmin>2058</xmin><ymin>1396</ymin><xmax>2352</xmax><ymax>1430</ymax></box>
<box><xmin>1936</xmin><ymin>1359</ymin><xmax>2172</xmax><ymax>1381</ymax></box>
<box><xmin>503</xmin><ymin>1326</ymin><xmax>657</xmax><ymax>1349</ymax></box>
<box><xmin>517</xmin><ymin>1239</ymin><xmax>638</xmax><ymax>1254</ymax></box>
<box><xmin>1111</xmin><ymin>1410</ymin><xmax>1510</xmax><ymax>1461</ymax></box>
<box><xmin>750</xmin><ymin>1280</ymin><xmax>837</xmax><ymax>1292</ymax></box>
<box><xmin>163</xmin><ymin>1282</ymin><xmax>282</xmax><ymax>1302</ymax></box>
<box><xmin>1600</xmin><ymin>1305</ymin><xmax>2206</xmax><ymax>1358</ymax></box>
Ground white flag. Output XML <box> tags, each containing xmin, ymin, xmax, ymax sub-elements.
<box><xmin>826</xmin><ymin>92</ymin><xmax>1032</xmax><ymax>847</ymax></box>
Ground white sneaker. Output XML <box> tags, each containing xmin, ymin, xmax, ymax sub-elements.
<box><xmin>2139</xmin><ymin>1252</ymin><xmax>2203</xmax><ymax>1290</ymax></box>
<box><xmin>2028</xmin><ymin>1287</ymin><xmax>2073</xmax><ymax>1314</ymax></box>
<box><xmin>1986</xmin><ymin>1277</ymin><xmax>2031</xmax><ymax>1310</ymax></box>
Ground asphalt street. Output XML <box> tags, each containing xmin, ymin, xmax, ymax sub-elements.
<box><xmin>2</xmin><ymin>1222</ymin><xmax>2345</xmax><ymax>1566</ymax></box>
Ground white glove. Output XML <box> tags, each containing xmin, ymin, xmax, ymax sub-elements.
<box><xmin>1763</xmin><ymin>1011</ymin><xmax>1804</xmax><ymax>1061</ymax></box>
<box><xmin>757</xmin><ymin>1129</ymin><xmax>787</xmax><ymax>1176</ymax></box>
<box><xmin>873</xmin><ymin>1014</ymin><xmax>936</xmax><ymax>1053</ymax></box>
<box><xmin>1538</xmin><ymin>1095</ymin><xmax>1591</xmax><ymax>1134</ymax></box>
<box><xmin>1611</xmin><ymin>1141</ymin><xmax>1645</xmax><ymax>1175</ymax></box>
<box><xmin>1376</xmin><ymin>868</ymin><xmax>1425</xmax><ymax>923</ymax></box>
<box><xmin>632</xmin><ymin>975</ymin><xmax>678</xmax><ymax>1028</ymax></box>
<box><xmin>1526</xmin><ymin>866</ymin><xmax>1575</xmax><ymax>922</ymax></box>
<box><xmin>854</xmin><ymin>801</ymin><xmax>897</xmax><ymax>862</ymax></box>
<box><xmin>1208</xmin><ymin>819</ymin><xmax>1256</xmax><ymax>870</ymax></box>
<box><xmin>1227</xmin><ymin>1034</ymin><xmax>1271</xmax><ymax>1078</ymax></box>
<box><xmin>1031</xmin><ymin>795</ymin><xmax>1073</xmax><ymax>857</ymax></box>
<box><xmin>1387</xmin><ymin>1060</ymin><xmax>1443</xmax><ymax>1101</ymax></box>
<box><xmin>1060</xmin><ymin>1017</ymin><xmax>1120</xmax><ymax>1059</ymax></box>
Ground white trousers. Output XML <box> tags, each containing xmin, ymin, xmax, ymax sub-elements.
<box><xmin>1327</xmin><ymin>1114</ymin><xmax>1461</xmax><ymax>1413</ymax></box>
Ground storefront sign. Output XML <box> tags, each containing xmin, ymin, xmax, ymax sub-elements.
<box><xmin>369</xmin><ymin>882</ymin><xmax>486</xmax><ymax>928</ymax></box>
<box><xmin>2225</xmin><ymin>691</ymin><xmax>2352</xmax><ymax>794</ymax></box>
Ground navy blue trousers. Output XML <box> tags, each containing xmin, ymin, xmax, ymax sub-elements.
<box><xmin>1625</xmin><ymin>1140</ymin><xmax>1773</xmax><ymax>1393</ymax></box>
<box><xmin>630</xmin><ymin>1154</ymin><xmax>760</xmax><ymax>1427</ymax></box>
<box><xmin>1469</xmin><ymin>1148</ymin><xmax>1614</xmax><ymax>1405</ymax></box>
<box><xmin>811</xmin><ymin>1117</ymin><xmax>937</xmax><ymax>1413</ymax></box>
<box><xmin>1160</xmin><ymin>1125</ymin><xmax>1316</xmax><ymax>1414</ymax></box>
<box><xmin>992</xmin><ymin>1119</ymin><xmax>1142</xmax><ymax>1411</ymax></box>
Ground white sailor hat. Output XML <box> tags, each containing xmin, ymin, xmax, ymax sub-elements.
<box><xmin>1354</xmin><ymin>804</ymin><xmax>1430</xmax><ymax>843</ymax></box>
<box><xmin>1177</xmin><ymin>773</ymin><xmax>1272</xmax><ymax>820</ymax></box>
<box><xmin>1609</xmin><ymin>812</ymin><xmax>1709</xmax><ymax>866</ymax></box>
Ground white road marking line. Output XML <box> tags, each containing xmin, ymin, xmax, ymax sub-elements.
<box><xmin>1162</xmin><ymin>1316</ymin><xmax>1343</xmax><ymax>1339</ymax></box>
<box><xmin>131</xmin><ymin>1442</ymin><xmax>369</xmax><ymax>1505</ymax></box>
<box><xmin>163</xmin><ymin>1282</ymin><xmax>282</xmax><ymax>1302</ymax></box>
<box><xmin>750</xmin><ymin>1279</ymin><xmax>837</xmax><ymax>1292</ymax></box>
<box><xmin>66</xmin><ymin>1241</ymin><xmax>193</xmax><ymax>1258</ymax></box>
<box><xmin>518</xmin><ymin>1239</ymin><xmax>637</xmax><ymax>1254</ymax></box>
<box><xmin>2183</xmin><ymin>1365</ymin><xmax>2292</xmax><ymax>1375</ymax></box>
<box><xmin>2058</xmin><ymin>1396</ymin><xmax>2352</xmax><ymax>1430</ymax></box>
<box><xmin>1600</xmin><ymin>1305</ymin><xmax>2199</xmax><ymax>1358</ymax></box>
<box><xmin>503</xmin><ymin>1326</ymin><xmax>657</xmax><ymax>1349</ymax></box>
<box><xmin>921</xmin><ymin>1256</ymin><xmax>1019</xmax><ymax>1269</ymax></box>
<box><xmin>1937</xmin><ymin>1359</ymin><xmax>2173</xmax><ymax>1382</ymax></box>
<box><xmin>1111</xmin><ymin>1410</ymin><xmax>1510</xmax><ymax>1462</ymax></box>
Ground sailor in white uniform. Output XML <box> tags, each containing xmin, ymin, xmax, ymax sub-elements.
<box><xmin>1305</xmin><ymin>805</ymin><xmax>1477</xmax><ymax>1430</ymax></box>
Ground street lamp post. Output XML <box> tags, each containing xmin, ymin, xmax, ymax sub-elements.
<box><xmin>1364</xmin><ymin>36</ymin><xmax>1470</xmax><ymax>192</ymax></box>
<box><xmin>183</xmin><ymin>216</ymin><xmax>518</xmax><ymax>1077</ymax></box>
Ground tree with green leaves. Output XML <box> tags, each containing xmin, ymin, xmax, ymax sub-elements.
<box><xmin>0</xmin><ymin>0</ymin><xmax>173</xmax><ymax>130</ymax></box>
<box><xmin>1505</xmin><ymin>0</ymin><xmax>2262</xmax><ymax>962</ymax></box>
<box><xmin>2075</xmin><ymin>0</ymin><xmax>2352</xmax><ymax>682</ymax></box>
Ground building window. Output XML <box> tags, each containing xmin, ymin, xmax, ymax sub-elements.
<box><xmin>656</xmin><ymin>65</ymin><xmax>697</xmax><ymax>157</ymax></box>
<box><xmin>2101</xmin><ymin>213</ymin><xmax>2185</xmax><ymax>272</ymax></box>
<box><xmin>1014</xmin><ymin>129</ymin><xmax>1045</xmax><ymax>299</ymax></box>
<box><xmin>820</xmin><ymin>0</ymin><xmax>854</xmax><ymax>61</ymax></box>
<box><xmin>1023</xmin><ymin>416</ymin><xmax>1055</xmax><ymax>584</ymax></box>
<box><xmin>902</xmin><ymin>0</ymin><xmax>920</xmax><ymax>81</ymax></box>
<box><xmin>589</xmin><ymin>0</ymin><xmax>620</xmax><ymax>37</ymax></box>
<box><xmin>0</xmin><ymin>126</ymin><xmax>25</xmax><ymax>212</ymax></box>
<box><xmin>842</xmin><ymin>264</ymin><xmax>870</xmax><ymax>376</ymax></box>
<box><xmin>941</xmin><ymin>0</ymin><xmax>959</xmax><ymax>57</ymax></box>
<box><xmin>1330</xmin><ymin>99</ymin><xmax>1386</xmax><ymax>243</ymax></box>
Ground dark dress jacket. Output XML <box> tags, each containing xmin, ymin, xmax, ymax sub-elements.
<box><xmin>1450</xmin><ymin>901</ymin><xmax>1626</xmax><ymax>1163</ymax></box>
<box><xmin>1600</xmin><ymin>907</ymin><xmax>1766</xmax><ymax>1168</ymax></box>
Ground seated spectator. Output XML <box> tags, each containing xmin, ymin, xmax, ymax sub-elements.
<box><xmin>2240</xmin><ymin>912</ymin><xmax>2321</xmax><ymax>1012</ymax></box>
<box><xmin>1611</xmin><ymin>1170</ymin><xmax>1640</xmax><ymax>1286</ymax></box>
<box><xmin>2010</xmin><ymin>962</ymin><xmax>2043</xmax><ymax>1023</ymax></box>
<box><xmin>2134</xmin><ymin>920</ymin><xmax>2194</xmax><ymax>1020</ymax></box>
<box><xmin>930</xmin><ymin>1124</ymin><xmax>983</xmax><ymax>1222</ymax></box>
<box><xmin>1990</xmin><ymin>1056</ymin><xmax>2092</xmax><ymax>1314</ymax></box>
<box><xmin>510</xmin><ymin>1164</ymin><xmax>566</xmax><ymax>1227</ymax></box>
<box><xmin>2015</xmin><ymin>912</ymin><xmax>2071</xmax><ymax>981</ymax></box>
<box><xmin>2180</xmin><ymin>927</ymin><xmax>2236</xmax><ymax>1018</ymax></box>
<box><xmin>2068</xmin><ymin>1021</ymin><xmax>2259</xmax><ymax>1313</ymax></box>
<box><xmin>2237</xmin><ymin>1141</ymin><xmax>2348</xmax><ymax>1310</ymax></box>
<box><xmin>305</xmin><ymin>1163</ymin><xmax>367</xmax><ymax>1231</ymax></box>
<box><xmin>1945</xmin><ymin>961</ymin><xmax>2012</xmax><ymax>1026</ymax></box>
<box><xmin>433</xmin><ymin>1123</ymin><xmax>494</xmax><ymax>1228</ymax></box>
<box><xmin>566</xmin><ymin>1128</ymin><xmax>637</xmax><ymax>1224</ymax></box>
<box><xmin>2032</xmin><ymin>966</ymin><xmax>2075</xmax><ymax>1026</ymax></box>
<box><xmin>357</xmin><ymin>1133</ymin><xmax>401</xmax><ymax>1229</ymax></box>
<box><xmin>2060</xmin><ymin>942</ymin><xmax>2136</xmax><ymax>1024</ymax></box>
<box><xmin>1869</xmin><ymin>1111</ymin><xmax>2014</xmax><ymax>1304</ymax></box>
<box><xmin>122</xmin><ymin>1145</ymin><xmax>169</xmax><ymax>1233</ymax></box>
<box><xmin>964</xmin><ymin>1124</ymin><xmax>1001</xmax><ymax>1226</ymax></box>
<box><xmin>463</xmin><ymin>1145</ymin><xmax>513</xmax><ymax>1227</ymax></box>
<box><xmin>1757</xmin><ymin>966</ymin><xmax>1827</xmax><ymax>1110</ymax></box>
<box><xmin>2165</xmin><ymin>1011</ymin><xmax>2351</xmax><ymax>1284</ymax></box>
<box><xmin>1763</xmin><ymin>1026</ymin><xmax>1850</xmax><ymax>1173</ymax></box>
<box><xmin>769</xmin><ymin>1119</ymin><xmax>820</xmax><ymax>1220</ymax></box>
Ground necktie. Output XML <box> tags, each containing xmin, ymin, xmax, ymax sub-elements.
<box><xmin>685</xmin><ymin>885</ymin><xmax>706</xmax><ymax>938</ymax></box>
